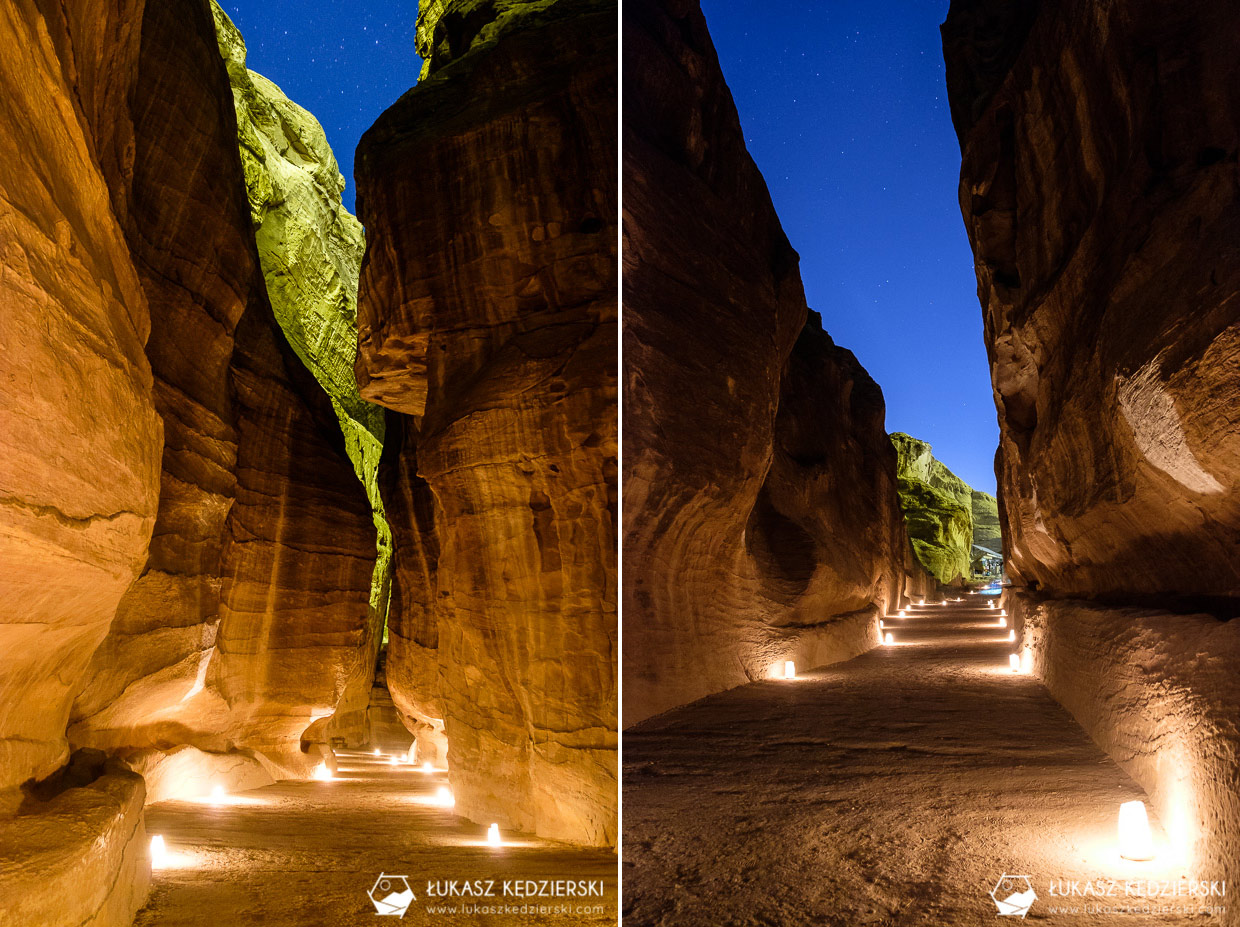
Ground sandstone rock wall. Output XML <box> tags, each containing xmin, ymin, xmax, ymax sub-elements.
<box><xmin>944</xmin><ymin>0</ymin><xmax>1240</xmax><ymax>604</ymax></box>
<box><xmin>210</xmin><ymin>1</ymin><xmax>391</xmax><ymax>751</ymax></box>
<box><xmin>355</xmin><ymin>0</ymin><xmax>617</xmax><ymax>846</ymax></box>
<box><xmin>623</xmin><ymin>0</ymin><xmax>906</xmax><ymax>725</ymax></box>
<box><xmin>1010</xmin><ymin>591</ymin><xmax>1240</xmax><ymax>899</ymax></box>
<box><xmin>47</xmin><ymin>0</ymin><xmax>378</xmax><ymax>783</ymax></box>
<box><xmin>946</xmin><ymin>0</ymin><xmax>1240</xmax><ymax>895</ymax></box>
<box><xmin>0</xmin><ymin>760</ymin><xmax>150</xmax><ymax>927</ymax></box>
<box><xmin>0</xmin><ymin>0</ymin><xmax>162</xmax><ymax>801</ymax></box>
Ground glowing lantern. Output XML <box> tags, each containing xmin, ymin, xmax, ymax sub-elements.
<box><xmin>878</xmin><ymin>620</ymin><xmax>885</xmax><ymax>630</ymax></box>
<box><xmin>388</xmin><ymin>756</ymin><xmax>399</xmax><ymax>766</ymax></box>
<box><xmin>884</xmin><ymin>632</ymin><xmax>894</xmax><ymax>645</ymax></box>
<box><xmin>988</xmin><ymin>602</ymin><xmax>996</xmax><ymax>610</ymax></box>
<box><xmin>312</xmin><ymin>762</ymin><xmax>332</xmax><ymax>781</ymax></box>
<box><xmin>150</xmin><ymin>835</ymin><xmax>169</xmax><ymax>869</ymax></box>
<box><xmin>1118</xmin><ymin>801</ymin><xmax>1156</xmax><ymax>860</ymax></box>
<box><xmin>422</xmin><ymin>762</ymin><xmax>433</xmax><ymax>774</ymax></box>
<box><xmin>1009</xmin><ymin>653</ymin><xmax>1020</xmax><ymax>672</ymax></box>
<box><xmin>998</xmin><ymin>616</ymin><xmax>1007</xmax><ymax>628</ymax></box>
<box><xmin>898</xmin><ymin>610</ymin><xmax>907</xmax><ymax>618</ymax></box>
<box><xmin>373</xmin><ymin>748</ymin><xmax>382</xmax><ymax>757</ymax></box>
<box><xmin>1000</xmin><ymin>609</ymin><xmax>1008</xmax><ymax>617</ymax></box>
<box><xmin>209</xmin><ymin>785</ymin><xmax>225</xmax><ymax>804</ymax></box>
<box><xmin>1006</xmin><ymin>630</ymin><xmax>1016</xmax><ymax>642</ymax></box>
<box><xmin>783</xmin><ymin>660</ymin><xmax>796</xmax><ymax>679</ymax></box>
<box><xmin>487</xmin><ymin>823</ymin><xmax>502</xmax><ymax>847</ymax></box>
<box><xmin>435</xmin><ymin>786</ymin><xmax>454</xmax><ymax>807</ymax></box>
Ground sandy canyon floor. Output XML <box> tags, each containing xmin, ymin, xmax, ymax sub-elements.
<box><xmin>136</xmin><ymin>751</ymin><xmax>617</xmax><ymax>926</ymax></box>
<box><xmin>623</xmin><ymin>596</ymin><xmax>1218</xmax><ymax>926</ymax></box>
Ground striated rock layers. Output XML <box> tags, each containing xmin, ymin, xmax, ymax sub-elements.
<box><xmin>623</xmin><ymin>0</ymin><xmax>907</xmax><ymax>726</ymax></box>
<box><xmin>62</xmin><ymin>0</ymin><xmax>379</xmax><ymax>787</ymax></box>
<box><xmin>945</xmin><ymin>0</ymin><xmax>1240</xmax><ymax>896</ymax></box>
<box><xmin>354</xmin><ymin>0</ymin><xmax>618</xmax><ymax>846</ymax></box>
<box><xmin>890</xmin><ymin>432</ymin><xmax>999</xmax><ymax>584</ymax></box>
<box><xmin>211</xmin><ymin>1</ymin><xmax>391</xmax><ymax>750</ymax></box>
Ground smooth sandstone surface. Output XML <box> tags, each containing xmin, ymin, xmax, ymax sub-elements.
<box><xmin>355</xmin><ymin>0</ymin><xmax>618</xmax><ymax>846</ymax></box>
<box><xmin>623</xmin><ymin>0</ymin><xmax>907</xmax><ymax>725</ymax></box>
<box><xmin>946</xmin><ymin>0</ymin><xmax>1240</xmax><ymax>910</ymax></box>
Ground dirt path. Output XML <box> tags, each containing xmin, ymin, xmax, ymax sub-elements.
<box><xmin>136</xmin><ymin>751</ymin><xmax>617</xmax><ymax>926</ymax></box>
<box><xmin>623</xmin><ymin>596</ymin><xmax>1214</xmax><ymax>926</ymax></box>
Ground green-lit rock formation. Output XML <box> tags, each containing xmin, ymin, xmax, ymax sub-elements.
<box><xmin>210</xmin><ymin>3</ymin><xmax>391</xmax><ymax>617</ymax></box>
<box><xmin>414</xmin><ymin>0</ymin><xmax>590</xmax><ymax>78</ymax></box>
<box><xmin>890</xmin><ymin>432</ymin><xmax>998</xmax><ymax>585</ymax></box>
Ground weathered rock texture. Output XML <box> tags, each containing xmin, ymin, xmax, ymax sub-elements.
<box><xmin>0</xmin><ymin>0</ymin><xmax>163</xmax><ymax>803</ymax></box>
<box><xmin>211</xmin><ymin>1</ymin><xmax>391</xmax><ymax>750</ymax></box>
<box><xmin>945</xmin><ymin>0</ymin><xmax>1240</xmax><ymax>897</ymax></box>
<box><xmin>0</xmin><ymin>759</ymin><xmax>150</xmax><ymax>927</ymax></box>
<box><xmin>355</xmin><ymin>0</ymin><xmax>618</xmax><ymax>846</ymax></box>
<box><xmin>61</xmin><ymin>0</ymin><xmax>379</xmax><ymax>785</ymax></box>
<box><xmin>944</xmin><ymin>0</ymin><xmax>1240</xmax><ymax>604</ymax></box>
<box><xmin>890</xmin><ymin>432</ymin><xmax>998</xmax><ymax>584</ymax></box>
<box><xmin>623</xmin><ymin>0</ymin><xmax>907</xmax><ymax>726</ymax></box>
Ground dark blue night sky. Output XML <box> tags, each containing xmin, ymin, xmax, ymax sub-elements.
<box><xmin>701</xmin><ymin>1</ymin><xmax>998</xmax><ymax>493</ymax></box>
<box><xmin>224</xmin><ymin>1</ymin><xmax>997</xmax><ymax>492</ymax></box>
<box><xmin>221</xmin><ymin>1</ymin><xmax>423</xmax><ymax>216</ymax></box>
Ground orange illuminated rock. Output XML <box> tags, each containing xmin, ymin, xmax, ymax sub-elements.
<box><xmin>355</xmin><ymin>0</ymin><xmax>618</xmax><ymax>846</ymax></box>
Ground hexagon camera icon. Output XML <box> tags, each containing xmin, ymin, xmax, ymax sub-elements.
<box><xmin>369</xmin><ymin>873</ymin><xmax>415</xmax><ymax>917</ymax></box>
<box><xmin>990</xmin><ymin>873</ymin><xmax>1036</xmax><ymax>918</ymax></box>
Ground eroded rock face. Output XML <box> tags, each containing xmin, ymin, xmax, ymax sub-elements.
<box><xmin>0</xmin><ymin>760</ymin><xmax>149</xmax><ymax>927</ymax></box>
<box><xmin>944</xmin><ymin>0</ymin><xmax>1240</xmax><ymax>604</ymax></box>
<box><xmin>355</xmin><ymin>0</ymin><xmax>617</xmax><ymax>845</ymax></box>
<box><xmin>946</xmin><ymin>0</ymin><xmax>1240</xmax><ymax>894</ymax></box>
<box><xmin>211</xmin><ymin>1</ymin><xmax>391</xmax><ymax>752</ymax></box>
<box><xmin>61</xmin><ymin>0</ymin><xmax>378</xmax><ymax>782</ymax></box>
<box><xmin>623</xmin><ymin>0</ymin><xmax>906</xmax><ymax>725</ymax></box>
<box><xmin>890</xmin><ymin>432</ymin><xmax>997</xmax><ymax>585</ymax></box>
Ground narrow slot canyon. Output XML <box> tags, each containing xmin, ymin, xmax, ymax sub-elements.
<box><xmin>622</xmin><ymin>0</ymin><xmax>1239</xmax><ymax>925</ymax></box>
<box><xmin>0</xmin><ymin>0</ymin><xmax>616</xmax><ymax>924</ymax></box>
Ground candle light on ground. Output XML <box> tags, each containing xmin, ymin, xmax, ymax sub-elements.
<box><xmin>1006</xmin><ymin>630</ymin><xmax>1015</xmax><ymax>642</ymax></box>
<box><xmin>487</xmin><ymin>823</ymin><xmax>502</xmax><ymax>847</ymax></box>
<box><xmin>421</xmin><ymin>762</ymin><xmax>433</xmax><ymax>774</ymax></box>
<box><xmin>1118</xmin><ymin>800</ymin><xmax>1156</xmax><ymax>861</ymax></box>
<box><xmin>884</xmin><ymin>632</ymin><xmax>894</xmax><ymax>645</ymax></box>
<box><xmin>998</xmin><ymin>616</ymin><xmax>1007</xmax><ymax>628</ymax></box>
<box><xmin>209</xmin><ymin>785</ymin><xmax>225</xmax><ymax>804</ymax></box>
<box><xmin>312</xmin><ymin>762</ymin><xmax>332</xmax><ymax>781</ymax></box>
<box><xmin>150</xmin><ymin>835</ymin><xmax>169</xmax><ymax>869</ymax></box>
<box><xmin>783</xmin><ymin>660</ymin><xmax>796</xmax><ymax>679</ymax></box>
<box><xmin>1009</xmin><ymin>654</ymin><xmax>1020</xmax><ymax>672</ymax></box>
<box><xmin>435</xmin><ymin>786</ymin><xmax>454</xmax><ymax>807</ymax></box>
